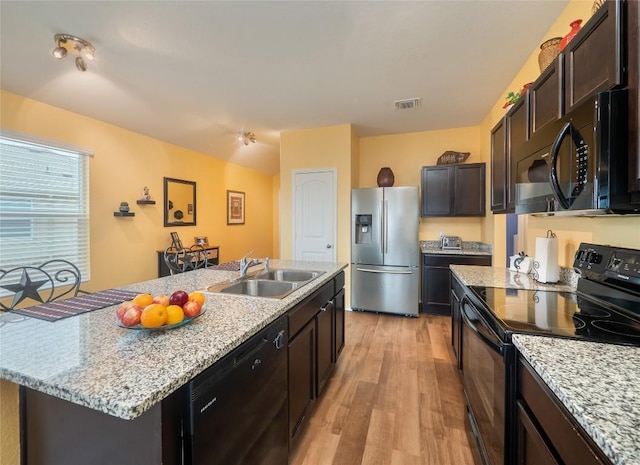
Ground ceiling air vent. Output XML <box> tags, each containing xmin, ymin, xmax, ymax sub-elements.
<box><xmin>394</xmin><ymin>97</ymin><xmax>421</xmax><ymax>110</ymax></box>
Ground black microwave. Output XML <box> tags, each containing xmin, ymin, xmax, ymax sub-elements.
<box><xmin>515</xmin><ymin>89</ymin><xmax>640</xmax><ymax>215</ymax></box>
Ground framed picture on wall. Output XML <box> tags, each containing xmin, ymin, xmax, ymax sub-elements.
<box><xmin>227</xmin><ymin>190</ymin><xmax>245</xmax><ymax>225</ymax></box>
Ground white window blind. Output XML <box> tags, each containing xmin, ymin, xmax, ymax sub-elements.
<box><xmin>0</xmin><ymin>131</ymin><xmax>91</xmax><ymax>282</ymax></box>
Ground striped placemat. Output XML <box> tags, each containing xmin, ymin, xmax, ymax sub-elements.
<box><xmin>10</xmin><ymin>289</ymin><xmax>140</xmax><ymax>322</ymax></box>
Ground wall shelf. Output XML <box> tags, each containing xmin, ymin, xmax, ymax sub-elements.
<box><xmin>113</xmin><ymin>212</ymin><xmax>135</xmax><ymax>217</ymax></box>
<box><xmin>136</xmin><ymin>200</ymin><xmax>156</xmax><ymax>205</ymax></box>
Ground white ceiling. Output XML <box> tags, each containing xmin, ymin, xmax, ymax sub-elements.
<box><xmin>0</xmin><ymin>1</ymin><xmax>569</xmax><ymax>175</ymax></box>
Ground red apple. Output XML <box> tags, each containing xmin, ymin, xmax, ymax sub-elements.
<box><xmin>116</xmin><ymin>301</ymin><xmax>134</xmax><ymax>321</ymax></box>
<box><xmin>121</xmin><ymin>305</ymin><xmax>143</xmax><ymax>327</ymax></box>
<box><xmin>169</xmin><ymin>290</ymin><xmax>189</xmax><ymax>307</ymax></box>
<box><xmin>152</xmin><ymin>294</ymin><xmax>170</xmax><ymax>306</ymax></box>
<box><xmin>182</xmin><ymin>300</ymin><xmax>202</xmax><ymax>318</ymax></box>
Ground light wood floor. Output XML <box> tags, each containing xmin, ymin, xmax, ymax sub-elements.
<box><xmin>289</xmin><ymin>310</ymin><xmax>479</xmax><ymax>465</ymax></box>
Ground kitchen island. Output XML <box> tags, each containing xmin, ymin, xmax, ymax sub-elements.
<box><xmin>0</xmin><ymin>259</ymin><xmax>347</xmax><ymax>464</ymax></box>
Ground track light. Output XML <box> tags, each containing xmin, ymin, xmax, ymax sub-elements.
<box><xmin>52</xmin><ymin>34</ymin><xmax>95</xmax><ymax>72</ymax></box>
<box><xmin>237</xmin><ymin>131</ymin><xmax>256</xmax><ymax>146</ymax></box>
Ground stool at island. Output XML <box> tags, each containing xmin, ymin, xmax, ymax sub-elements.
<box><xmin>158</xmin><ymin>245</ymin><xmax>219</xmax><ymax>277</ymax></box>
<box><xmin>0</xmin><ymin>259</ymin><xmax>85</xmax><ymax>311</ymax></box>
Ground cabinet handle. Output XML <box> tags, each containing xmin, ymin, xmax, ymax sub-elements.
<box><xmin>273</xmin><ymin>330</ymin><xmax>285</xmax><ymax>349</ymax></box>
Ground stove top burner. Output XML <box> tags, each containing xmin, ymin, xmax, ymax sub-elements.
<box><xmin>591</xmin><ymin>320</ymin><xmax>640</xmax><ymax>338</ymax></box>
<box><xmin>469</xmin><ymin>286</ymin><xmax>640</xmax><ymax>346</ymax></box>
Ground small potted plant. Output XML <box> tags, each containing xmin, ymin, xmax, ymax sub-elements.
<box><xmin>119</xmin><ymin>201</ymin><xmax>130</xmax><ymax>213</ymax></box>
<box><xmin>503</xmin><ymin>91</ymin><xmax>520</xmax><ymax>110</ymax></box>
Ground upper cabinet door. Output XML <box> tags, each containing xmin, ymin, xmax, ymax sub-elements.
<box><xmin>563</xmin><ymin>0</ymin><xmax>623</xmax><ymax>112</ymax></box>
<box><xmin>454</xmin><ymin>164</ymin><xmax>486</xmax><ymax>216</ymax></box>
<box><xmin>491</xmin><ymin>118</ymin><xmax>507</xmax><ymax>213</ymax></box>
<box><xmin>530</xmin><ymin>59</ymin><xmax>563</xmax><ymax>137</ymax></box>
<box><xmin>421</xmin><ymin>166</ymin><xmax>453</xmax><ymax>216</ymax></box>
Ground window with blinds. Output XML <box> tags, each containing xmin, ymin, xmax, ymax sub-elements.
<box><xmin>0</xmin><ymin>132</ymin><xmax>91</xmax><ymax>283</ymax></box>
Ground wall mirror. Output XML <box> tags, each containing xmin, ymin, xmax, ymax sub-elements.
<box><xmin>164</xmin><ymin>177</ymin><xmax>196</xmax><ymax>227</ymax></box>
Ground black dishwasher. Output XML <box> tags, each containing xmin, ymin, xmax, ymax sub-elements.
<box><xmin>184</xmin><ymin>316</ymin><xmax>288</xmax><ymax>465</ymax></box>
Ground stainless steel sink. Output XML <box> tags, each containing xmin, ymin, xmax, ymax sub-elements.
<box><xmin>254</xmin><ymin>269</ymin><xmax>323</xmax><ymax>282</ymax></box>
<box><xmin>208</xmin><ymin>279</ymin><xmax>299</xmax><ymax>299</ymax></box>
<box><xmin>206</xmin><ymin>268</ymin><xmax>324</xmax><ymax>299</ymax></box>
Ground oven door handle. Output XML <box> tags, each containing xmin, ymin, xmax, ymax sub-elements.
<box><xmin>460</xmin><ymin>296</ymin><xmax>504</xmax><ymax>355</ymax></box>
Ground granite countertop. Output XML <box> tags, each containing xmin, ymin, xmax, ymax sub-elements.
<box><xmin>0</xmin><ymin>260</ymin><xmax>347</xmax><ymax>420</ymax></box>
<box><xmin>513</xmin><ymin>334</ymin><xmax>640</xmax><ymax>465</ymax></box>
<box><xmin>420</xmin><ymin>240</ymin><xmax>492</xmax><ymax>256</ymax></box>
<box><xmin>450</xmin><ymin>265</ymin><xmax>575</xmax><ymax>292</ymax></box>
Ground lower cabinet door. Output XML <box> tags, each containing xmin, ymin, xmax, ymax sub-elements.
<box><xmin>316</xmin><ymin>300</ymin><xmax>334</xmax><ymax>397</ymax></box>
<box><xmin>516</xmin><ymin>402</ymin><xmax>560</xmax><ymax>465</ymax></box>
<box><xmin>422</xmin><ymin>266</ymin><xmax>452</xmax><ymax>314</ymax></box>
<box><xmin>288</xmin><ymin>320</ymin><xmax>316</xmax><ymax>445</ymax></box>
<box><xmin>334</xmin><ymin>288</ymin><xmax>345</xmax><ymax>361</ymax></box>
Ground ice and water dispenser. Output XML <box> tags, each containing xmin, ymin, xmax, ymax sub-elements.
<box><xmin>354</xmin><ymin>214</ymin><xmax>373</xmax><ymax>244</ymax></box>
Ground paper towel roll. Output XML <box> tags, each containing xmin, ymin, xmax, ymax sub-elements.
<box><xmin>534</xmin><ymin>236</ymin><xmax>559</xmax><ymax>283</ymax></box>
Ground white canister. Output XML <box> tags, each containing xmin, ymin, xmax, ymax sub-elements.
<box><xmin>534</xmin><ymin>230</ymin><xmax>559</xmax><ymax>283</ymax></box>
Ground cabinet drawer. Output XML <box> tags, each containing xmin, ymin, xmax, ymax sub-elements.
<box><xmin>518</xmin><ymin>359</ymin><xmax>608</xmax><ymax>465</ymax></box>
<box><xmin>288</xmin><ymin>282</ymin><xmax>333</xmax><ymax>338</ymax></box>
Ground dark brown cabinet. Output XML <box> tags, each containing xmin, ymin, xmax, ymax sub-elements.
<box><xmin>421</xmin><ymin>163</ymin><xmax>486</xmax><ymax>217</ymax></box>
<box><xmin>288</xmin><ymin>317</ymin><xmax>316</xmax><ymax>444</ymax></box>
<box><xmin>517</xmin><ymin>358</ymin><xmax>612</xmax><ymax>465</ymax></box>
<box><xmin>333</xmin><ymin>275</ymin><xmax>345</xmax><ymax>361</ymax></box>
<box><xmin>315</xmin><ymin>298</ymin><xmax>334</xmax><ymax>396</ymax></box>
<box><xmin>516</xmin><ymin>402</ymin><xmax>559</xmax><ymax>465</ymax></box>
<box><xmin>22</xmin><ymin>385</ymin><xmax>184</xmax><ymax>465</ymax></box>
<box><xmin>287</xmin><ymin>272</ymin><xmax>345</xmax><ymax>448</ymax></box>
<box><xmin>563</xmin><ymin>0</ymin><xmax>623</xmax><ymax>112</ymax></box>
<box><xmin>491</xmin><ymin>0</ymin><xmax>632</xmax><ymax>214</ymax></box>
<box><xmin>530</xmin><ymin>60</ymin><xmax>562</xmax><ymax>136</ymax></box>
<box><xmin>423</xmin><ymin>253</ymin><xmax>491</xmax><ymax>315</ymax></box>
<box><xmin>421</xmin><ymin>165</ymin><xmax>453</xmax><ymax>216</ymax></box>
<box><xmin>506</xmin><ymin>96</ymin><xmax>528</xmax><ymax>213</ymax></box>
<box><xmin>629</xmin><ymin>0</ymin><xmax>640</xmax><ymax>191</ymax></box>
<box><xmin>450</xmin><ymin>274</ymin><xmax>464</xmax><ymax>371</ymax></box>
<box><xmin>491</xmin><ymin>119</ymin><xmax>507</xmax><ymax>212</ymax></box>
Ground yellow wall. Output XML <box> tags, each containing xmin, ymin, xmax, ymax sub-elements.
<box><xmin>359</xmin><ymin>126</ymin><xmax>486</xmax><ymax>241</ymax></box>
<box><xmin>1</xmin><ymin>90</ymin><xmax>276</xmax><ymax>290</ymax></box>
<box><xmin>279</xmin><ymin>124</ymin><xmax>354</xmax><ymax>265</ymax></box>
<box><xmin>481</xmin><ymin>0</ymin><xmax>640</xmax><ymax>267</ymax></box>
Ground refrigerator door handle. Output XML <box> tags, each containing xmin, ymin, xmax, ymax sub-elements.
<box><xmin>355</xmin><ymin>267</ymin><xmax>414</xmax><ymax>274</ymax></box>
<box><xmin>379</xmin><ymin>200</ymin><xmax>384</xmax><ymax>255</ymax></box>
<box><xmin>384</xmin><ymin>200</ymin><xmax>388</xmax><ymax>254</ymax></box>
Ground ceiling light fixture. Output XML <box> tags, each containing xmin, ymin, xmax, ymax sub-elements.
<box><xmin>237</xmin><ymin>131</ymin><xmax>256</xmax><ymax>146</ymax></box>
<box><xmin>52</xmin><ymin>34</ymin><xmax>95</xmax><ymax>72</ymax></box>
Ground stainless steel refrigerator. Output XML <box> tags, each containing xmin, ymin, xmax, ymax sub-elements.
<box><xmin>351</xmin><ymin>186</ymin><xmax>419</xmax><ymax>317</ymax></box>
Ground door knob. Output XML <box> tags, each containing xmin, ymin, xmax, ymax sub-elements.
<box><xmin>326</xmin><ymin>244</ymin><xmax>332</xmax><ymax>248</ymax></box>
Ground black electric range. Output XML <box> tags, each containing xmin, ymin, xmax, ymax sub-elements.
<box><xmin>466</xmin><ymin>242</ymin><xmax>640</xmax><ymax>347</ymax></box>
<box><xmin>460</xmin><ymin>243</ymin><xmax>640</xmax><ymax>465</ymax></box>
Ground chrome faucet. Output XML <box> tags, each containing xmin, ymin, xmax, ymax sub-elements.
<box><xmin>239</xmin><ymin>250</ymin><xmax>258</xmax><ymax>277</ymax></box>
<box><xmin>264</xmin><ymin>257</ymin><xmax>270</xmax><ymax>273</ymax></box>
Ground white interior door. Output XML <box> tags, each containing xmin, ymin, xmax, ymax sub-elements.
<box><xmin>293</xmin><ymin>169</ymin><xmax>336</xmax><ymax>262</ymax></box>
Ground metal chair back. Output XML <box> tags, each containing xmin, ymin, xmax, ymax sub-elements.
<box><xmin>0</xmin><ymin>259</ymin><xmax>84</xmax><ymax>311</ymax></box>
<box><xmin>163</xmin><ymin>245</ymin><xmax>208</xmax><ymax>276</ymax></box>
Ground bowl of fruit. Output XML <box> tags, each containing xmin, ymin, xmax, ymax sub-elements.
<box><xmin>116</xmin><ymin>290</ymin><xmax>206</xmax><ymax>330</ymax></box>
